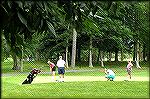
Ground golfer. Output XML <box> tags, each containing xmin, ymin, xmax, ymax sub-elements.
<box><xmin>105</xmin><ymin>68</ymin><xmax>115</xmax><ymax>81</ymax></box>
<box><xmin>56</xmin><ymin>56</ymin><xmax>66</xmax><ymax>82</ymax></box>
<box><xmin>47</xmin><ymin>59</ymin><xmax>56</xmax><ymax>81</ymax></box>
<box><xmin>125</xmin><ymin>61</ymin><xmax>133</xmax><ymax>80</ymax></box>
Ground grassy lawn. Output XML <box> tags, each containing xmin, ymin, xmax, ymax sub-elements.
<box><xmin>2</xmin><ymin>76</ymin><xmax>149</xmax><ymax>98</ymax></box>
<box><xmin>2</xmin><ymin>60</ymin><xmax>149</xmax><ymax>73</ymax></box>
<box><xmin>2</xmin><ymin>60</ymin><xmax>149</xmax><ymax>98</ymax></box>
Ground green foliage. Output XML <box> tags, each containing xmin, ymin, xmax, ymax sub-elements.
<box><xmin>1</xmin><ymin>1</ymin><xmax>149</xmax><ymax>68</ymax></box>
<box><xmin>1</xmin><ymin>1</ymin><xmax>65</xmax><ymax>58</ymax></box>
<box><xmin>46</xmin><ymin>20</ymin><xmax>56</xmax><ymax>37</ymax></box>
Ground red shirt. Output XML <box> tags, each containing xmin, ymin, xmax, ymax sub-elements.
<box><xmin>50</xmin><ymin>63</ymin><xmax>55</xmax><ymax>68</ymax></box>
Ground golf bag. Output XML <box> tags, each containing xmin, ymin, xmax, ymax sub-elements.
<box><xmin>22</xmin><ymin>68</ymin><xmax>41</xmax><ymax>84</ymax></box>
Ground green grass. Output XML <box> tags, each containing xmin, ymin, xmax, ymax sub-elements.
<box><xmin>2</xmin><ymin>75</ymin><xmax>149</xmax><ymax>98</ymax></box>
<box><xmin>2</xmin><ymin>67</ymin><xmax>149</xmax><ymax>98</ymax></box>
<box><xmin>2</xmin><ymin>61</ymin><xmax>148</xmax><ymax>77</ymax></box>
<box><xmin>2</xmin><ymin>60</ymin><xmax>149</xmax><ymax>98</ymax></box>
<box><xmin>2</xmin><ymin>61</ymin><xmax>48</xmax><ymax>73</ymax></box>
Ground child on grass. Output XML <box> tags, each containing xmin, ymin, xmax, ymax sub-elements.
<box><xmin>125</xmin><ymin>61</ymin><xmax>133</xmax><ymax>81</ymax></box>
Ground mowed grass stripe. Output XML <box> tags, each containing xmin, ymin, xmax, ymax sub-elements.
<box><xmin>2</xmin><ymin>79</ymin><xmax>149</xmax><ymax>98</ymax></box>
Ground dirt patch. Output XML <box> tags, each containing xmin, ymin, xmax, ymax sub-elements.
<box><xmin>31</xmin><ymin>76</ymin><xmax>149</xmax><ymax>84</ymax></box>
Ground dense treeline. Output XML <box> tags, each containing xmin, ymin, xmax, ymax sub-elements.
<box><xmin>1</xmin><ymin>1</ymin><xmax>149</xmax><ymax>70</ymax></box>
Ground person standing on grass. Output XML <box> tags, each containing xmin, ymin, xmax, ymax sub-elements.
<box><xmin>47</xmin><ymin>59</ymin><xmax>56</xmax><ymax>81</ymax></box>
<box><xmin>104</xmin><ymin>68</ymin><xmax>115</xmax><ymax>81</ymax></box>
<box><xmin>125</xmin><ymin>61</ymin><xmax>133</xmax><ymax>81</ymax></box>
<box><xmin>56</xmin><ymin>56</ymin><xmax>66</xmax><ymax>82</ymax></box>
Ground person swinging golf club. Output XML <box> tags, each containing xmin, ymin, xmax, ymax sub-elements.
<box><xmin>47</xmin><ymin>59</ymin><xmax>56</xmax><ymax>81</ymax></box>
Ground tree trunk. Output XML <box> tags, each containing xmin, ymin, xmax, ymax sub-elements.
<box><xmin>121</xmin><ymin>50</ymin><xmax>124</xmax><ymax>62</ymax></box>
<box><xmin>139</xmin><ymin>44</ymin><xmax>142</xmax><ymax>61</ymax></box>
<box><xmin>12</xmin><ymin>53</ymin><xmax>20</xmax><ymax>70</ymax></box>
<box><xmin>147</xmin><ymin>51</ymin><xmax>150</xmax><ymax>61</ymax></box>
<box><xmin>133</xmin><ymin>42</ymin><xmax>136</xmax><ymax>61</ymax></box>
<box><xmin>77</xmin><ymin>43</ymin><xmax>81</xmax><ymax>62</ymax></box>
<box><xmin>89</xmin><ymin>36</ymin><xmax>93</xmax><ymax>67</ymax></box>
<box><xmin>20</xmin><ymin>45</ymin><xmax>23</xmax><ymax>72</ymax></box>
<box><xmin>115</xmin><ymin>49</ymin><xmax>119</xmax><ymax>62</ymax></box>
<box><xmin>71</xmin><ymin>28</ymin><xmax>77</xmax><ymax>68</ymax></box>
<box><xmin>108</xmin><ymin>52</ymin><xmax>112</xmax><ymax>62</ymax></box>
<box><xmin>65</xmin><ymin>40</ymin><xmax>69</xmax><ymax>68</ymax></box>
<box><xmin>100</xmin><ymin>50</ymin><xmax>104</xmax><ymax>67</ymax></box>
<box><xmin>135</xmin><ymin>41</ymin><xmax>141</xmax><ymax>68</ymax></box>
<box><xmin>143</xmin><ymin>44</ymin><xmax>146</xmax><ymax>61</ymax></box>
<box><xmin>97</xmin><ymin>48</ymin><xmax>100</xmax><ymax>63</ymax></box>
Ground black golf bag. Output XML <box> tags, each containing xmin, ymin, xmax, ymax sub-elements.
<box><xmin>22</xmin><ymin>68</ymin><xmax>41</xmax><ymax>84</ymax></box>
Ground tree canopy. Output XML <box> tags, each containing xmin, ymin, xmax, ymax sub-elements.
<box><xmin>1</xmin><ymin>1</ymin><xmax>149</xmax><ymax>70</ymax></box>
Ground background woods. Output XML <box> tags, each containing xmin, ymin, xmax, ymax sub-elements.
<box><xmin>1</xmin><ymin>1</ymin><xmax>149</xmax><ymax>71</ymax></box>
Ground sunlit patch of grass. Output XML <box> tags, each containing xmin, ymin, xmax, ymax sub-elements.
<box><xmin>2</xmin><ymin>75</ymin><xmax>149</xmax><ymax>98</ymax></box>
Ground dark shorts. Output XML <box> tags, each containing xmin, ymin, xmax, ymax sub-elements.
<box><xmin>51</xmin><ymin>66</ymin><xmax>56</xmax><ymax>71</ymax></box>
<box><xmin>58</xmin><ymin>67</ymin><xmax>65</xmax><ymax>74</ymax></box>
<box><xmin>127</xmin><ymin>68</ymin><xmax>131</xmax><ymax>75</ymax></box>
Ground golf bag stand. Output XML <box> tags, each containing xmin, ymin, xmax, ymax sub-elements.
<box><xmin>22</xmin><ymin>68</ymin><xmax>41</xmax><ymax>84</ymax></box>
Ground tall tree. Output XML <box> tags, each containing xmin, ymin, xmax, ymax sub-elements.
<box><xmin>89</xmin><ymin>36</ymin><xmax>93</xmax><ymax>67</ymax></box>
<box><xmin>1</xmin><ymin>1</ymin><xmax>64</xmax><ymax>70</ymax></box>
<box><xmin>71</xmin><ymin>27</ymin><xmax>77</xmax><ymax>68</ymax></box>
<box><xmin>123</xmin><ymin>2</ymin><xmax>149</xmax><ymax>67</ymax></box>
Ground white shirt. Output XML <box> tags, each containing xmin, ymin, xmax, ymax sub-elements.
<box><xmin>56</xmin><ymin>59</ymin><xmax>65</xmax><ymax>67</ymax></box>
<box><xmin>107</xmin><ymin>69</ymin><xmax>115</xmax><ymax>76</ymax></box>
<box><xmin>127</xmin><ymin>63</ymin><xmax>133</xmax><ymax>69</ymax></box>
